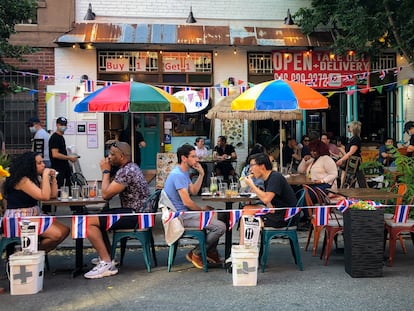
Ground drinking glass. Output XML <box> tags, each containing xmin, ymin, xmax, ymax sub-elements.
<box><xmin>89</xmin><ymin>185</ymin><xmax>97</xmax><ymax>199</ymax></box>
<box><xmin>219</xmin><ymin>183</ymin><xmax>228</xmax><ymax>197</ymax></box>
<box><xmin>60</xmin><ymin>186</ymin><xmax>69</xmax><ymax>200</ymax></box>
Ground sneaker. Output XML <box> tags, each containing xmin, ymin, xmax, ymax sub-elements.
<box><xmin>91</xmin><ymin>257</ymin><xmax>119</xmax><ymax>266</ymax></box>
<box><xmin>185</xmin><ymin>251</ymin><xmax>193</xmax><ymax>263</ymax></box>
<box><xmin>84</xmin><ymin>261</ymin><xmax>118</xmax><ymax>279</ymax></box>
<box><xmin>190</xmin><ymin>252</ymin><xmax>204</xmax><ymax>269</ymax></box>
<box><xmin>207</xmin><ymin>250</ymin><xmax>224</xmax><ymax>264</ymax></box>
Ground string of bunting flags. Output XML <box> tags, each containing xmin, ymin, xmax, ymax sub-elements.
<box><xmin>1</xmin><ymin>200</ymin><xmax>407</xmax><ymax>239</ymax></box>
<box><xmin>2</xmin><ymin>62</ymin><xmax>414</xmax><ymax>103</ymax></box>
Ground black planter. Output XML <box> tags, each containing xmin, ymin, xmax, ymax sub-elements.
<box><xmin>343</xmin><ymin>208</ymin><xmax>384</xmax><ymax>278</ymax></box>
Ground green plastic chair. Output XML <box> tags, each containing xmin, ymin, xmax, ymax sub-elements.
<box><xmin>167</xmin><ymin>228</ymin><xmax>208</xmax><ymax>272</ymax></box>
<box><xmin>259</xmin><ymin>189</ymin><xmax>305</xmax><ymax>272</ymax></box>
<box><xmin>110</xmin><ymin>190</ymin><xmax>161</xmax><ymax>272</ymax></box>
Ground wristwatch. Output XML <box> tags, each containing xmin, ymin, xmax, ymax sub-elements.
<box><xmin>102</xmin><ymin>169</ymin><xmax>110</xmax><ymax>174</ymax></box>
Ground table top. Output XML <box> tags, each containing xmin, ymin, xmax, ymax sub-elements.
<box><xmin>327</xmin><ymin>188</ymin><xmax>403</xmax><ymax>200</ymax></box>
<box><xmin>285</xmin><ymin>174</ymin><xmax>317</xmax><ymax>186</ymax></box>
<box><xmin>201</xmin><ymin>194</ymin><xmax>256</xmax><ymax>204</ymax></box>
<box><xmin>42</xmin><ymin>197</ymin><xmax>107</xmax><ymax>206</ymax></box>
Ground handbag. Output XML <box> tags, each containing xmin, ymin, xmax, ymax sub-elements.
<box><xmin>161</xmin><ymin>207</ymin><xmax>185</xmax><ymax>246</ymax></box>
<box><xmin>159</xmin><ymin>189</ymin><xmax>185</xmax><ymax>245</ymax></box>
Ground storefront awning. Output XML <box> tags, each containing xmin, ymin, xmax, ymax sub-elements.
<box><xmin>56</xmin><ymin>22</ymin><xmax>334</xmax><ymax>48</ymax></box>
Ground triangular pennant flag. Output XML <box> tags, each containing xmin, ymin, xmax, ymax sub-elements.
<box><xmin>84</xmin><ymin>80</ymin><xmax>95</xmax><ymax>92</ymax></box>
<box><xmin>376</xmin><ymin>85</ymin><xmax>383</xmax><ymax>94</ymax></box>
<box><xmin>199</xmin><ymin>211</ymin><xmax>215</xmax><ymax>230</ymax></box>
<box><xmin>345</xmin><ymin>90</ymin><xmax>355</xmax><ymax>96</ymax></box>
<box><xmin>45</xmin><ymin>92</ymin><xmax>54</xmax><ymax>103</ymax></box>
<box><xmin>163</xmin><ymin>86</ymin><xmax>172</xmax><ymax>94</ymax></box>
<box><xmin>255</xmin><ymin>207</ymin><xmax>270</xmax><ymax>216</ymax></box>
<box><xmin>336</xmin><ymin>199</ymin><xmax>354</xmax><ymax>213</ymax></box>
<box><xmin>163</xmin><ymin>211</ymin><xmax>184</xmax><ymax>224</ymax></box>
<box><xmin>220</xmin><ymin>87</ymin><xmax>229</xmax><ymax>96</ymax></box>
<box><xmin>202</xmin><ymin>87</ymin><xmax>210</xmax><ymax>100</ymax></box>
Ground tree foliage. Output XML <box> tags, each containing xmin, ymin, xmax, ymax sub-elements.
<box><xmin>0</xmin><ymin>0</ymin><xmax>37</xmax><ymax>94</ymax></box>
<box><xmin>294</xmin><ymin>0</ymin><xmax>414</xmax><ymax>67</ymax></box>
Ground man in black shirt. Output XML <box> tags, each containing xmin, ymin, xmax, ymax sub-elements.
<box><xmin>49</xmin><ymin>117</ymin><xmax>78</xmax><ymax>188</ymax></box>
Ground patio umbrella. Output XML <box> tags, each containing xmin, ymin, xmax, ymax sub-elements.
<box><xmin>232</xmin><ymin>79</ymin><xmax>328</xmax><ymax>167</ymax></box>
<box><xmin>205</xmin><ymin>92</ymin><xmax>303</xmax><ymax>121</ymax></box>
<box><xmin>74</xmin><ymin>81</ymin><xmax>186</xmax><ymax>162</ymax></box>
<box><xmin>74</xmin><ymin>81</ymin><xmax>185</xmax><ymax>113</ymax></box>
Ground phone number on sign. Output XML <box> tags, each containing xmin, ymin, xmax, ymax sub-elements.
<box><xmin>274</xmin><ymin>72</ymin><xmax>345</xmax><ymax>88</ymax></box>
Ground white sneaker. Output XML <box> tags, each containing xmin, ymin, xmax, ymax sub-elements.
<box><xmin>84</xmin><ymin>261</ymin><xmax>118</xmax><ymax>279</ymax></box>
<box><xmin>91</xmin><ymin>257</ymin><xmax>119</xmax><ymax>266</ymax></box>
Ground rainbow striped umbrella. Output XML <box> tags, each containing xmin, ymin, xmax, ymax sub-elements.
<box><xmin>74</xmin><ymin>81</ymin><xmax>185</xmax><ymax>113</ymax></box>
<box><xmin>232</xmin><ymin>79</ymin><xmax>328</xmax><ymax>168</ymax></box>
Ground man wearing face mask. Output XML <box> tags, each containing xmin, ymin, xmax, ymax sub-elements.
<box><xmin>49</xmin><ymin>117</ymin><xmax>78</xmax><ymax>188</ymax></box>
<box><xmin>26</xmin><ymin>117</ymin><xmax>51</xmax><ymax>167</ymax></box>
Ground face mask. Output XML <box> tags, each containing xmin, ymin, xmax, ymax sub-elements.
<box><xmin>59</xmin><ymin>126</ymin><xmax>67</xmax><ymax>133</ymax></box>
<box><xmin>29</xmin><ymin>126</ymin><xmax>36</xmax><ymax>134</ymax></box>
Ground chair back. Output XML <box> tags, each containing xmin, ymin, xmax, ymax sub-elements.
<box><xmin>387</xmin><ymin>183</ymin><xmax>407</xmax><ymax>206</ymax></box>
<box><xmin>341</xmin><ymin>156</ymin><xmax>361</xmax><ymax>188</ymax></box>
<box><xmin>144</xmin><ymin>189</ymin><xmax>162</xmax><ymax>213</ymax></box>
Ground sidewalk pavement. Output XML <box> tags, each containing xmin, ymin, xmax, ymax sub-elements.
<box><xmin>1</xmin><ymin>187</ymin><xmax>414</xmax><ymax>310</ymax></box>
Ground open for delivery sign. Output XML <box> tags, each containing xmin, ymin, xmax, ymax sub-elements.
<box><xmin>272</xmin><ymin>51</ymin><xmax>370</xmax><ymax>89</ymax></box>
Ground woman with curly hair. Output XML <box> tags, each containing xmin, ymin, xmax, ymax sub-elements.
<box><xmin>4</xmin><ymin>152</ymin><xmax>69</xmax><ymax>251</ymax></box>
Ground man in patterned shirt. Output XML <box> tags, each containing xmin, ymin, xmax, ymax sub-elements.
<box><xmin>84</xmin><ymin>142</ymin><xmax>150</xmax><ymax>279</ymax></box>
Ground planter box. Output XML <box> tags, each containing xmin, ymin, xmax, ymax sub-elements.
<box><xmin>343</xmin><ymin>209</ymin><xmax>384</xmax><ymax>278</ymax></box>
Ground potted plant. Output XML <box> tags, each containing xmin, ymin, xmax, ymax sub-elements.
<box><xmin>343</xmin><ymin>201</ymin><xmax>384</xmax><ymax>278</ymax></box>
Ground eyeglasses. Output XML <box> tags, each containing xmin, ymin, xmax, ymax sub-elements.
<box><xmin>111</xmin><ymin>142</ymin><xmax>124</xmax><ymax>155</ymax></box>
<box><xmin>304</xmin><ymin>139</ymin><xmax>310</xmax><ymax>142</ymax></box>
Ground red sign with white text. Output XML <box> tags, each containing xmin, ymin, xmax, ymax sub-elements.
<box><xmin>272</xmin><ymin>51</ymin><xmax>370</xmax><ymax>89</ymax></box>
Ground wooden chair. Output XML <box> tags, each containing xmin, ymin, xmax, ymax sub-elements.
<box><xmin>259</xmin><ymin>189</ymin><xmax>305</xmax><ymax>272</ymax></box>
<box><xmin>110</xmin><ymin>190</ymin><xmax>161</xmax><ymax>271</ymax></box>
<box><xmin>303</xmin><ymin>185</ymin><xmax>326</xmax><ymax>256</ymax></box>
<box><xmin>340</xmin><ymin>156</ymin><xmax>361</xmax><ymax>189</ymax></box>
<box><xmin>384</xmin><ymin>196</ymin><xmax>414</xmax><ymax>266</ymax></box>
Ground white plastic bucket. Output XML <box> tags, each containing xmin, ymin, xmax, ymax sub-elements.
<box><xmin>231</xmin><ymin>245</ymin><xmax>259</xmax><ymax>286</ymax></box>
<box><xmin>8</xmin><ymin>251</ymin><xmax>45</xmax><ymax>295</ymax></box>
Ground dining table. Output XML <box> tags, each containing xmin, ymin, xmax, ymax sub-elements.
<box><xmin>285</xmin><ymin>174</ymin><xmax>317</xmax><ymax>186</ymax></box>
<box><xmin>41</xmin><ymin>197</ymin><xmax>107</xmax><ymax>277</ymax></box>
<box><xmin>326</xmin><ymin>187</ymin><xmax>403</xmax><ymax>201</ymax></box>
<box><xmin>201</xmin><ymin>194</ymin><xmax>257</xmax><ymax>261</ymax></box>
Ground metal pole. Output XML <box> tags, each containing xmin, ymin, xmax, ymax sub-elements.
<box><xmin>397</xmin><ymin>86</ymin><xmax>404</xmax><ymax>144</ymax></box>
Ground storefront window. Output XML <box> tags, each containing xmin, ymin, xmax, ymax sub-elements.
<box><xmin>248</xmin><ymin>52</ymin><xmax>274</xmax><ymax>84</ymax></box>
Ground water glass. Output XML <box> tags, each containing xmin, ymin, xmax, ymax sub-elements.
<box><xmin>89</xmin><ymin>184</ymin><xmax>97</xmax><ymax>199</ymax></box>
<box><xmin>60</xmin><ymin>186</ymin><xmax>69</xmax><ymax>200</ymax></box>
<box><xmin>219</xmin><ymin>183</ymin><xmax>228</xmax><ymax>197</ymax></box>
<box><xmin>230</xmin><ymin>183</ymin><xmax>239</xmax><ymax>197</ymax></box>
<box><xmin>71</xmin><ymin>186</ymin><xmax>80</xmax><ymax>200</ymax></box>
<box><xmin>82</xmin><ymin>185</ymin><xmax>90</xmax><ymax>199</ymax></box>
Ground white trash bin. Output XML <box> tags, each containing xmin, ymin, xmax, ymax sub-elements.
<box><xmin>231</xmin><ymin>245</ymin><xmax>259</xmax><ymax>286</ymax></box>
<box><xmin>8</xmin><ymin>251</ymin><xmax>45</xmax><ymax>295</ymax></box>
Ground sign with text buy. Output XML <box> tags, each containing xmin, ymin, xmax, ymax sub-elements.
<box><xmin>272</xmin><ymin>51</ymin><xmax>370</xmax><ymax>89</ymax></box>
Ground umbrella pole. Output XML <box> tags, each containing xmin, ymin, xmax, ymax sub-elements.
<box><xmin>131</xmin><ymin>116</ymin><xmax>135</xmax><ymax>163</ymax></box>
<box><xmin>279</xmin><ymin>121</ymin><xmax>283</xmax><ymax>169</ymax></box>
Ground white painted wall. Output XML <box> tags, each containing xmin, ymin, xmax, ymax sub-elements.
<box><xmin>51</xmin><ymin>48</ymin><xmax>103</xmax><ymax>181</ymax></box>
<box><xmin>76</xmin><ymin>0</ymin><xmax>310</xmax><ymax>23</ymax></box>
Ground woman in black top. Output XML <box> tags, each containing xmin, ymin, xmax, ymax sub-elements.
<box><xmin>4</xmin><ymin>152</ymin><xmax>69</xmax><ymax>251</ymax></box>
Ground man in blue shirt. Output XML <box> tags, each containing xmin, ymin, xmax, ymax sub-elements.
<box><xmin>164</xmin><ymin>144</ymin><xmax>226</xmax><ymax>269</ymax></box>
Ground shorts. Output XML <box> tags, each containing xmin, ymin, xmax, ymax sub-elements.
<box><xmin>98</xmin><ymin>208</ymin><xmax>139</xmax><ymax>230</ymax></box>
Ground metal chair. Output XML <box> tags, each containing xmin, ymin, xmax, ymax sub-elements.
<box><xmin>167</xmin><ymin>228</ymin><xmax>208</xmax><ymax>272</ymax></box>
<box><xmin>259</xmin><ymin>189</ymin><xmax>305</xmax><ymax>272</ymax></box>
<box><xmin>110</xmin><ymin>190</ymin><xmax>161</xmax><ymax>271</ymax></box>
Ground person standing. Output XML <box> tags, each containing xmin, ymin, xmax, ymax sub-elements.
<box><xmin>83</xmin><ymin>142</ymin><xmax>150</xmax><ymax>279</ymax></box>
<box><xmin>119</xmin><ymin>118</ymin><xmax>146</xmax><ymax>167</ymax></box>
<box><xmin>49</xmin><ymin>117</ymin><xmax>78</xmax><ymax>188</ymax></box>
<box><xmin>164</xmin><ymin>144</ymin><xmax>226</xmax><ymax>268</ymax></box>
<box><xmin>26</xmin><ymin>117</ymin><xmax>51</xmax><ymax>167</ymax></box>
<box><xmin>213</xmin><ymin>135</ymin><xmax>237</xmax><ymax>181</ymax></box>
<box><xmin>336</xmin><ymin>121</ymin><xmax>365</xmax><ymax>187</ymax></box>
